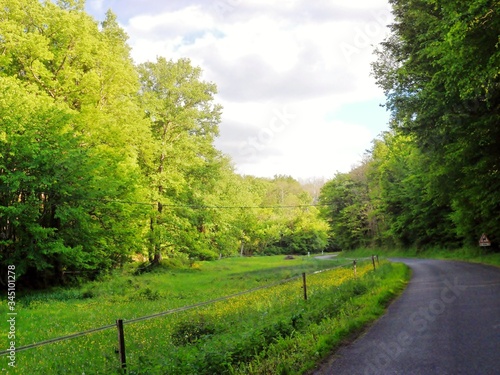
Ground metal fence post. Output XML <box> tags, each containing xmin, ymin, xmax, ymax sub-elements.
<box><xmin>302</xmin><ymin>272</ymin><xmax>308</xmax><ymax>300</ymax></box>
<box><xmin>116</xmin><ymin>319</ymin><xmax>127</xmax><ymax>372</ymax></box>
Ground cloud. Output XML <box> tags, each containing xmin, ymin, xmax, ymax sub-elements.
<box><xmin>233</xmin><ymin>117</ymin><xmax>374</xmax><ymax>179</ymax></box>
<box><xmin>128</xmin><ymin>6</ymin><xmax>214</xmax><ymax>40</ymax></box>
<box><xmin>94</xmin><ymin>0</ymin><xmax>393</xmax><ymax>178</ymax></box>
<box><xmin>125</xmin><ymin>2</ymin><xmax>391</xmax><ymax>102</ymax></box>
<box><xmin>200</xmin><ymin>44</ymin><xmax>356</xmax><ymax>102</ymax></box>
<box><xmin>87</xmin><ymin>0</ymin><xmax>104</xmax><ymax>12</ymax></box>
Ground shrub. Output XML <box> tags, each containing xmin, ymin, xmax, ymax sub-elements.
<box><xmin>171</xmin><ymin>318</ymin><xmax>218</xmax><ymax>346</ymax></box>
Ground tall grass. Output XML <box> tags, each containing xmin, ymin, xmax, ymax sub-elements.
<box><xmin>1</xmin><ymin>256</ymin><xmax>409</xmax><ymax>374</ymax></box>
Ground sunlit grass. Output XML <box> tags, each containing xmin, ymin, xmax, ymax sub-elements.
<box><xmin>1</xmin><ymin>255</ymin><xmax>409</xmax><ymax>374</ymax></box>
<box><xmin>10</xmin><ymin>256</ymin><xmax>342</xmax><ymax>344</ymax></box>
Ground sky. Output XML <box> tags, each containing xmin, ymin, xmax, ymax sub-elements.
<box><xmin>85</xmin><ymin>0</ymin><xmax>394</xmax><ymax>180</ymax></box>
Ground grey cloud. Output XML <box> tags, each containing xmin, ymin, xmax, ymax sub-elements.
<box><xmin>294</xmin><ymin>2</ymin><xmax>390</xmax><ymax>23</ymax></box>
<box><xmin>199</xmin><ymin>46</ymin><xmax>357</xmax><ymax>102</ymax></box>
<box><xmin>89</xmin><ymin>0</ymin><xmax>200</xmax><ymax>19</ymax></box>
<box><xmin>214</xmin><ymin>120</ymin><xmax>284</xmax><ymax>165</ymax></box>
<box><xmin>203</xmin><ymin>1</ymin><xmax>389</xmax><ymax>25</ymax></box>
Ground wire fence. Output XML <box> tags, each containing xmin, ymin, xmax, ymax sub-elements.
<box><xmin>1</xmin><ymin>256</ymin><xmax>378</xmax><ymax>373</ymax></box>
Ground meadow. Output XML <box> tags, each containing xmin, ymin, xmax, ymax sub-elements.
<box><xmin>1</xmin><ymin>255</ymin><xmax>409</xmax><ymax>374</ymax></box>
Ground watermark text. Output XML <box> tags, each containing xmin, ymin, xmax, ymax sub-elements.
<box><xmin>6</xmin><ymin>265</ymin><xmax>16</xmax><ymax>368</ymax></box>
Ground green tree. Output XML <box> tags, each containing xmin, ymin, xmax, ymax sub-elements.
<box><xmin>0</xmin><ymin>1</ymin><xmax>150</xmax><ymax>286</ymax></box>
<box><xmin>369</xmin><ymin>131</ymin><xmax>458</xmax><ymax>249</ymax></box>
<box><xmin>137</xmin><ymin>57</ymin><xmax>223</xmax><ymax>262</ymax></box>
<box><xmin>247</xmin><ymin>176</ymin><xmax>328</xmax><ymax>255</ymax></box>
<box><xmin>373</xmin><ymin>0</ymin><xmax>500</xmax><ymax>246</ymax></box>
<box><xmin>319</xmin><ymin>167</ymin><xmax>373</xmax><ymax>250</ymax></box>
<box><xmin>0</xmin><ymin>77</ymin><xmax>143</xmax><ymax>287</ymax></box>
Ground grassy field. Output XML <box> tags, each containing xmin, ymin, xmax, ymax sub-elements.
<box><xmin>1</xmin><ymin>255</ymin><xmax>410</xmax><ymax>374</ymax></box>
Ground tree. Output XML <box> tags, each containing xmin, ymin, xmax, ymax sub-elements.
<box><xmin>0</xmin><ymin>1</ymin><xmax>150</xmax><ymax>286</ymax></box>
<box><xmin>319</xmin><ymin>166</ymin><xmax>373</xmax><ymax>250</ymax></box>
<box><xmin>372</xmin><ymin>0</ymin><xmax>500</xmax><ymax>246</ymax></box>
<box><xmin>0</xmin><ymin>77</ymin><xmax>142</xmax><ymax>287</ymax></box>
<box><xmin>369</xmin><ymin>131</ymin><xmax>458</xmax><ymax>248</ymax></box>
<box><xmin>137</xmin><ymin>57</ymin><xmax>223</xmax><ymax>262</ymax></box>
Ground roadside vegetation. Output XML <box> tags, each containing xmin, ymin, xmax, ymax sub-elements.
<box><xmin>318</xmin><ymin>1</ymin><xmax>499</xmax><ymax>254</ymax></box>
<box><xmin>1</xmin><ymin>255</ymin><xmax>409</xmax><ymax>374</ymax></box>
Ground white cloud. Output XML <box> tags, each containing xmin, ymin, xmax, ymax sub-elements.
<box><xmin>87</xmin><ymin>0</ymin><xmax>105</xmax><ymax>13</ymax></box>
<box><xmin>128</xmin><ymin>6</ymin><xmax>214</xmax><ymax>38</ymax></box>
<box><xmin>103</xmin><ymin>0</ymin><xmax>393</xmax><ymax>178</ymax></box>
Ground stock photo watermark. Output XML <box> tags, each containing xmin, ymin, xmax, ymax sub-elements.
<box><xmin>6</xmin><ymin>265</ymin><xmax>17</xmax><ymax>368</ymax></box>
<box><xmin>362</xmin><ymin>277</ymin><xmax>466</xmax><ymax>374</ymax></box>
<box><xmin>340</xmin><ymin>7</ymin><xmax>393</xmax><ymax>63</ymax></box>
<box><xmin>211</xmin><ymin>0</ymin><xmax>240</xmax><ymax>17</ymax></box>
<box><xmin>239</xmin><ymin>106</ymin><xmax>296</xmax><ymax>159</ymax></box>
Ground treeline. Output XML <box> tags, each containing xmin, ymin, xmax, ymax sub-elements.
<box><xmin>319</xmin><ymin>0</ymin><xmax>500</xmax><ymax>251</ymax></box>
<box><xmin>0</xmin><ymin>0</ymin><xmax>328</xmax><ymax>287</ymax></box>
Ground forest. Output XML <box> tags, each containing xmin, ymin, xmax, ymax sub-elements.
<box><xmin>0</xmin><ymin>0</ymin><xmax>328</xmax><ymax>287</ymax></box>
<box><xmin>1</xmin><ymin>0</ymin><xmax>499</xmax><ymax>288</ymax></box>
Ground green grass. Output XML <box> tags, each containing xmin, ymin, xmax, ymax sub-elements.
<box><xmin>5</xmin><ymin>256</ymin><xmax>346</xmax><ymax>346</ymax></box>
<box><xmin>0</xmin><ymin>255</ymin><xmax>409</xmax><ymax>374</ymax></box>
<box><xmin>337</xmin><ymin>246</ymin><xmax>500</xmax><ymax>267</ymax></box>
<box><xmin>231</xmin><ymin>262</ymin><xmax>410</xmax><ymax>375</ymax></box>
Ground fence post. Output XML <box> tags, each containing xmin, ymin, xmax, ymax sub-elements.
<box><xmin>353</xmin><ymin>260</ymin><xmax>357</xmax><ymax>278</ymax></box>
<box><xmin>116</xmin><ymin>319</ymin><xmax>127</xmax><ymax>372</ymax></box>
<box><xmin>302</xmin><ymin>272</ymin><xmax>308</xmax><ymax>301</ymax></box>
<box><xmin>376</xmin><ymin>255</ymin><xmax>380</xmax><ymax>266</ymax></box>
<box><xmin>372</xmin><ymin>255</ymin><xmax>376</xmax><ymax>271</ymax></box>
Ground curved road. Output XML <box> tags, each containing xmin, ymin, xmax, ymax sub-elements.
<box><xmin>312</xmin><ymin>258</ymin><xmax>500</xmax><ymax>375</ymax></box>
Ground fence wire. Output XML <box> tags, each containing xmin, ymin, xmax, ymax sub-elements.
<box><xmin>1</xmin><ymin>257</ymin><xmax>374</xmax><ymax>357</ymax></box>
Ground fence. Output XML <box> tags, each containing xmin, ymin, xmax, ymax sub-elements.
<box><xmin>1</xmin><ymin>256</ymin><xmax>378</xmax><ymax>373</ymax></box>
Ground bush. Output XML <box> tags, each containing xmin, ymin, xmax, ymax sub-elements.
<box><xmin>171</xmin><ymin>317</ymin><xmax>218</xmax><ymax>346</ymax></box>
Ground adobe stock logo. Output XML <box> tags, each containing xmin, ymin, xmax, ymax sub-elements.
<box><xmin>362</xmin><ymin>277</ymin><xmax>466</xmax><ymax>374</ymax></box>
<box><xmin>211</xmin><ymin>0</ymin><xmax>240</xmax><ymax>17</ymax></box>
<box><xmin>340</xmin><ymin>7</ymin><xmax>393</xmax><ymax>63</ymax></box>
<box><xmin>239</xmin><ymin>106</ymin><xmax>296</xmax><ymax>159</ymax></box>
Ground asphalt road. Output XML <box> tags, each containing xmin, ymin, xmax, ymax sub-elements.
<box><xmin>312</xmin><ymin>258</ymin><xmax>500</xmax><ymax>375</ymax></box>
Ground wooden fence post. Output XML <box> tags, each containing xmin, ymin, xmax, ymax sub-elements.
<box><xmin>353</xmin><ymin>260</ymin><xmax>357</xmax><ymax>278</ymax></box>
<box><xmin>302</xmin><ymin>272</ymin><xmax>308</xmax><ymax>301</ymax></box>
<box><xmin>116</xmin><ymin>319</ymin><xmax>127</xmax><ymax>372</ymax></box>
<box><xmin>372</xmin><ymin>255</ymin><xmax>376</xmax><ymax>271</ymax></box>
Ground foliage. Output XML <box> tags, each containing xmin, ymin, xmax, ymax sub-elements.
<box><xmin>137</xmin><ymin>56</ymin><xmax>223</xmax><ymax>263</ymax></box>
<box><xmin>244</xmin><ymin>176</ymin><xmax>329</xmax><ymax>256</ymax></box>
<box><xmin>2</xmin><ymin>255</ymin><xmax>409</xmax><ymax>374</ymax></box>
<box><xmin>0</xmin><ymin>0</ymin><xmax>150</xmax><ymax>286</ymax></box>
<box><xmin>0</xmin><ymin>2</ymin><xmax>329</xmax><ymax>287</ymax></box>
<box><xmin>171</xmin><ymin>317</ymin><xmax>218</xmax><ymax>346</ymax></box>
<box><xmin>319</xmin><ymin>165</ymin><xmax>373</xmax><ymax>250</ymax></box>
<box><xmin>371</xmin><ymin>0</ymin><xmax>500</xmax><ymax>247</ymax></box>
<box><xmin>320</xmin><ymin>0</ymin><xmax>500</xmax><ymax>252</ymax></box>
<box><xmin>0</xmin><ymin>76</ymin><xmax>143</xmax><ymax>287</ymax></box>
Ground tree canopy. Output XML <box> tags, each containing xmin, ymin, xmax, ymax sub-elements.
<box><xmin>320</xmin><ymin>0</ymin><xmax>500</xmax><ymax>251</ymax></box>
<box><xmin>0</xmin><ymin>1</ymin><xmax>329</xmax><ymax>288</ymax></box>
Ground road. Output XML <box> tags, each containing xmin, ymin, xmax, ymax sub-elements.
<box><xmin>312</xmin><ymin>258</ymin><xmax>500</xmax><ymax>375</ymax></box>
<box><xmin>314</xmin><ymin>253</ymin><xmax>339</xmax><ymax>260</ymax></box>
